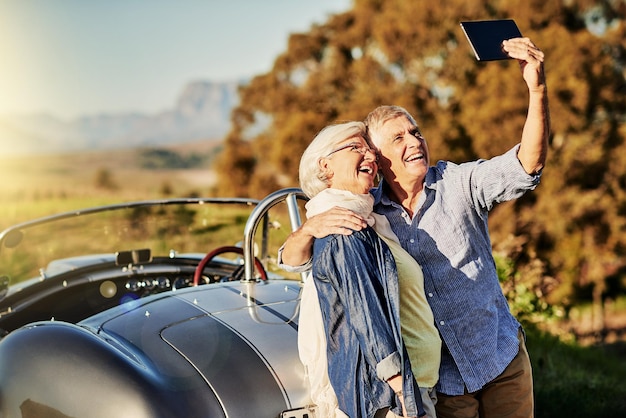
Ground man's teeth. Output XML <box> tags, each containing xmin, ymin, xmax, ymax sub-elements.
<box><xmin>405</xmin><ymin>153</ymin><xmax>423</xmax><ymax>162</ymax></box>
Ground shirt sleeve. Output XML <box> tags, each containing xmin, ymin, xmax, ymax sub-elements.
<box><xmin>450</xmin><ymin>144</ymin><xmax>543</xmax><ymax>212</ymax></box>
<box><xmin>277</xmin><ymin>244</ymin><xmax>313</xmax><ymax>272</ymax></box>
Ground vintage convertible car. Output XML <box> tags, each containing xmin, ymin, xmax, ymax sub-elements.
<box><xmin>0</xmin><ymin>188</ymin><xmax>316</xmax><ymax>418</ymax></box>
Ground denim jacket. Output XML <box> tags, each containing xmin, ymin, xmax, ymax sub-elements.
<box><xmin>312</xmin><ymin>226</ymin><xmax>424</xmax><ymax>417</ymax></box>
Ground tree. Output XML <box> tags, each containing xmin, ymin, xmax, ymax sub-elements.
<box><xmin>94</xmin><ymin>167</ymin><xmax>117</xmax><ymax>190</ymax></box>
<box><xmin>215</xmin><ymin>0</ymin><xmax>626</xmax><ymax>333</ymax></box>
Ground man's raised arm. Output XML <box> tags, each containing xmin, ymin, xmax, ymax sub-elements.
<box><xmin>502</xmin><ymin>37</ymin><xmax>550</xmax><ymax>175</ymax></box>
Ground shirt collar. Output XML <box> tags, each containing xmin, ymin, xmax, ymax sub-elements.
<box><xmin>372</xmin><ymin>168</ymin><xmax>436</xmax><ymax>207</ymax></box>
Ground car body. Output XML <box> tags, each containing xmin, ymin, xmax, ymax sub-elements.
<box><xmin>0</xmin><ymin>188</ymin><xmax>316</xmax><ymax>418</ymax></box>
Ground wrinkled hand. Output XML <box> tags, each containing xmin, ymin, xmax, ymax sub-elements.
<box><xmin>502</xmin><ymin>37</ymin><xmax>546</xmax><ymax>92</ymax></box>
<box><xmin>280</xmin><ymin>206</ymin><xmax>368</xmax><ymax>266</ymax></box>
<box><xmin>300</xmin><ymin>206</ymin><xmax>367</xmax><ymax>238</ymax></box>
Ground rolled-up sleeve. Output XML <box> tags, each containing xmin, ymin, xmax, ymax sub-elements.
<box><xmin>277</xmin><ymin>244</ymin><xmax>312</xmax><ymax>272</ymax></box>
<box><xmin>376</xmin><ymin>351</ymin><xmax>402</xmax><ymax>382</ymax></box>
<box><xmin>468</xmin><ymin>145</ymin><xmax>542</xmax><ymax>210</ymax></box>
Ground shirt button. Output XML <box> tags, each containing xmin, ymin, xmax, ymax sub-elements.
<box><xmin>428</xmin><ymin>293</ymin><xmax>433</xmax><ymax>297</ymax></box>
<box><xmin>410</xmin><ymin>239</ymin><xmax>415</xmax><ymax>243</ymax></box>
<box><xmin>439</xmin><ymin>321</ymin><xmax>445</xmax><ymax>326</ymax></box>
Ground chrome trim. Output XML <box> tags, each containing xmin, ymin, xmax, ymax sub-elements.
<box><xmin>242</xmin><ymin>188</ymin><xmax>308</xmax><ymax>283</ymax></box>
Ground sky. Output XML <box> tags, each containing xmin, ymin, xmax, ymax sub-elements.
<box><xmin>0</xmin><ymin>0</ymin><xmax>352</xmax><ymax>120</ymax></box>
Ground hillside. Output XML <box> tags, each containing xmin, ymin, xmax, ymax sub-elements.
<box><xmin>0</xmin><ymin>80</ymin><xmax>239</xmax><ymax>156</ymax></box>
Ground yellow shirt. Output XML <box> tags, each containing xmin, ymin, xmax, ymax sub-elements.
<box><xmin>380</xmin><ymin>235</ymin><xmax>442</xmax><ymax>388</ymax></box>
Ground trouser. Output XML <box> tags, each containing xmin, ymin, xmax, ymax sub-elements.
<box><xmin>435</xmin><ymin>331</ymin><xmax>533</xmax><ymax>418</ymax></box>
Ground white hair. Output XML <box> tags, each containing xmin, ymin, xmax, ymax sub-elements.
<box><xmin>299</xmin><ymin>121</ymin><xmax>367</xmax><ymax>198</ymax></box>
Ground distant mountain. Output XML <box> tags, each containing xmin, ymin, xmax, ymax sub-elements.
<box><xmin>0</xmin><ymin>80</ymin><xmax>240</xmax><ymax>156</ymax></box>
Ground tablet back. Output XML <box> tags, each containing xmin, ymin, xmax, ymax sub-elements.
<box><xmin>460</xmin><ymin>19</ymin><xmax>522</xmax><ymax>61</ymax></box>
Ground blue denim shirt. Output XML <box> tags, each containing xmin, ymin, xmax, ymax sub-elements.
<box><xmin>313</xmin><ymin>226</ymin><xmax>424</xmax><ymax>417</ymax></box>
<box><xmin>372</xmin><ymin>145</ymin><xmax>541</xmax><ymax>395</ymax></box>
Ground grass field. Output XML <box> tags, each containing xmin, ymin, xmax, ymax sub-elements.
<box><xmin>0</xmin><ymin>142</ymin><xmax>219</xmax><ymax>231</ymax></box>
<box><xmin>2</xmin><ymin>143</ymin><xmax>625</xmax><ymax>415</ymax></box>
<box><xmin>527</xmin><ymin>325</ymin><xmax>626</xmax><ymax>417</ymax></box>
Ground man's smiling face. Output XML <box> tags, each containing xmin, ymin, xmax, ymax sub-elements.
<box><xmin>370</xmin><ymin>115</ymin><xmax>430</xmax><ymax>186</ymax></box>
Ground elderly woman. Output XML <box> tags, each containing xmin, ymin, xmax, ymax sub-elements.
<box><xmin>296</xmin><ymin>121</ymin><xmax>437</xmax><ymax>418</ymax></box>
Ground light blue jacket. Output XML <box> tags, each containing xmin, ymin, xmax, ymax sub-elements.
<box><xmin>313</xmin><ymin>226</ymin><xmax>424</xmax><ymax>417</ymax></box>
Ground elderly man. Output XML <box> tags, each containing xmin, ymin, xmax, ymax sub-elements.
<box><xmin>281</xmin><ymin>37</ymin><xmax>549</xmax><ymax>418</ymax></box>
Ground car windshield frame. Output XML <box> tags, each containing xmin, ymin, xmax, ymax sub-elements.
<box><xmin>0</xmin><ymin>189</ymin><xmax>308</xmax><ymax>301</ymax></box>
<box><xmin>0</xmin><ymin>197</ymin><xmax>259</xmax><ymax>292</ymax></box>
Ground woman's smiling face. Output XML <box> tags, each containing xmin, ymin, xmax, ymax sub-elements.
<box><xmin>320</xmin><ymin>135</ymin><xmax>378</xmax><ymax>194</ymax></box>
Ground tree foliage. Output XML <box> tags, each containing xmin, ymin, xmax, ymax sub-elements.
<box><xmin>139</xmin><ymin>148</ymin><xmax>205</xmax><ymax>169</ymax></box>
<box><xmin>214</xmin><ymin>0</ymin><xmax>626</xmax><ymax>322</ymax></box>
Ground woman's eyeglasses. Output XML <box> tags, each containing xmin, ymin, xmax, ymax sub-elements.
<box><xmin>325</xmin><ymin>142</ymin><xmax>377</xmax><ymax>159</ymax></box>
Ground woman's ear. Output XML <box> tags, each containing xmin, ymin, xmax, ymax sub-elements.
<box><xmin>317</xmin><ymin>157</ymin><xmax>333</xmax><ymax>185</ymax></box>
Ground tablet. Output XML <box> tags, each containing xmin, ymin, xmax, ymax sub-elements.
<box><xmin>460</xmin><ymin>19</ymin><xmax>522</xmax><ymax>61</ymax></box>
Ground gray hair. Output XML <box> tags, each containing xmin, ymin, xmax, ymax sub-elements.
<box><xmin>365</xmin><ymin>105</ymin><xmax>418</xmax><ymax>147</ymax></box>
<box><xmin>299</xmin><ymin>121</ymin><xmax>367</xmax><ymax>198</ymax></box>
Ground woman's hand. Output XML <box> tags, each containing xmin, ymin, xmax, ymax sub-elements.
<box><xmin>387</xmin><ymin>375</ymin><xmax>412</xmax><ymax>417</ymax></box>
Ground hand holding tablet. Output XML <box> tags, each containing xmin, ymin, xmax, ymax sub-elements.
<box><xmin>460</xmin><ymin>19</ymin><xmax>523</xmax><ymax>61</ymax></box>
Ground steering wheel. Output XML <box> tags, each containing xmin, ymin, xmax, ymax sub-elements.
<box><xmin>193</xmin><ymin>246</ymin><xmax>268</xmax><ymax>286</ymax></box>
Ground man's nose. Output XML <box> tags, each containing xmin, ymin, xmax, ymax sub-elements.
<box><xmin>406</xmin><ymin>132</ymin><xmax>424</xmax><ymax>146</ymax></box>
<box><xmin>406</xmin><ymin>134</ymin><xmax>419</xmax><ymax>147</ymax></box>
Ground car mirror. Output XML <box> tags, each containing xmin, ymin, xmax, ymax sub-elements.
<box><xmin>1</xmin><ymin>230</ymin><xmax>23</xmax><ymax>249</ymax></box>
